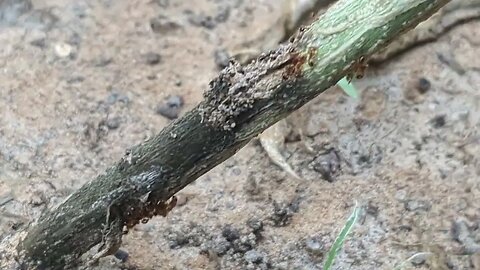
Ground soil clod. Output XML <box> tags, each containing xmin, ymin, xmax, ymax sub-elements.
<box><xmin>270</xmin><ymin>201</ymin><xmax>294</xmax><ymax>227</ymax></box>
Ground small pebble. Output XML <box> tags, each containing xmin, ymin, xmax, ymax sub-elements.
<box><xmin>106</xmin><ymin>117</ymin><xmax>121</xmax><ymax>130</ymax></box>
<box><xmin>431</xmin><ymin>115</ymin><xmax>446</xmax><ymax>128</ymax></box>
<box><xmin>94</xmin><ymin>56</ymin><xmax>112</xmax><ymax>67</ymax></box>
<box><xmin>54</xmin><ymin>42</ymin><xmax>72</xmax><ymax>58</ymax></box>
<box><xmin>244</xmin><ymin>249</ymin><xmax>264</xmax><ymax>264</ymax></box>
<box><xmin>404</xmin><ymin>77</ymin><xmax>430</xmax><ymax>103</ymax></box>
<box><xmin>106</xmin><ymin>91</ymin><xmax>130</xmax><ymax>105</ymax></box>
<box><xmin>211</xmin><ymin>236</ymin><xmax>231</xmax><ymax>255</ymax></box>
<box><xmin>143</xmin><ymin>52</ymin><xmax>161</xmax><ymax>65</ymax></box>
<box><xmin>150</xmin><ymin>15</ymin><xmax>181</xmax><ymax>34</ymax></box>
<box><xmin>30</xmin><ymin>38</ymin><xmax>46</xmax><ymax>48</ymax></box>
<box><xmin>155</xmin><ymin>95</ymin><xmax>184</xmax><ymax>120</ymax></box>
<box><xmin>189</xmin><ymin>13</ymin><xmax>216</xmax><ymax>29</ymax></box>
<box><xmin>305</xmin><ymin>237</ymin><xmax>324</xmax><ymax>256</ymax></box>
<box><xmin>147</xmin><ymin>74</ymin><xmax>157</xmax><ymax>80</ymax></box>
<box><xmin>416</xmin><ymin>77</ymin><xmax>431</xmax><ymax>94</ymax></box>
<box><xmin>66</xmin><ymin>76</ymin><xmax>85</xmax><ymax>84</ymax></box>
<box><xmin>175</xmin><ymin>194</ymin><xmax>189</xmax><ymax>207</ymax></box>
<box><xmin>404</xmin><ymin>199</ymin><xmax>431</xmax><ymax>212</ymax></box>
<box><xmin>395</xmin><ymin>190</ymin><xmax>407</xmax><ymax>201</ymax></box>
<box><xmin>231</xmin><ymin>167</ymin><xmax>241</xmax><ymax>176</ymax></box>
<box><xmin>410</xmin><ymin>253</ymin><xmax>428</xmax><ymax>266</ymax></box>
<box><xmin>451</xmin><ymin>219</ymin><xmax>470</xmax><ymax>243</ymax></box>
<box><xmin>114</xmin><ymin>249</ymin><xmax>129</xmax><ymax>262</ymax></box>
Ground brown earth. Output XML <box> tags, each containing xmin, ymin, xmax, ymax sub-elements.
<box><xmin>1</xmin><ymin>0</ymin><xmax>479</xmax><ymax>269</ymax></box>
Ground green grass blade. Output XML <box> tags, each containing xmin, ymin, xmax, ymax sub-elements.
<box><xmin>323</xmin><ymin>203</ymin><xmax>360</xmax><ymax>270</ymax></box>
<box><xmin>337</xmin><ymin>77</ymin><xmax>359</xmax><ymax>99</ymax></box>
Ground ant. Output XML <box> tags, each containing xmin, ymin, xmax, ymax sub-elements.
<box><xmin>347</xmin><ymin>56</ymin><xmax>368</xmax><ymax>82</ymax></box>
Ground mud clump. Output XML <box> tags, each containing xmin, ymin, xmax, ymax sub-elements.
<box><xmin>310</xmin><ymin>149</ymin><xmax>341</xmax><ymax>182</ymax></box>
<box><xmin>199</xmin><ymin>44</ymin><xmax>293</xmax><ymax>131</ymax></box>
<box><xmin>246</xmin><ymin>218</ymin><xmax>263</xmax><ymax>235</ymax></box>
<box><xmin>222</xmin><ymin>225</ymin><xmax>240</xmax><ymax>242</ymax></box>
<box><xmin>165</xmin><ymin>222</ymin><xmax>208</xmax><ymax>249</ymax></box>
<box><xmin>269</xmin><ymin>201</ymin><xmax>294</xmax><ymax>227</ymax></box>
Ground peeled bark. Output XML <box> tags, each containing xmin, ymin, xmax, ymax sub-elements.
<box><xmin>0</xmin><ymin>0</ymin><xmax>450</xmax><ymax>269</ymax></box>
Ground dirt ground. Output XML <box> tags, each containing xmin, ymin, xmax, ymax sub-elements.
<box><xmin>1</xmin><ymin>0</ymin><xmax>480</xmax><ymax>269</ymax></box>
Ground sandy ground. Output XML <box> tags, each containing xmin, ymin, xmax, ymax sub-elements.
<box><xmin>1</xmin><ymin>0</ymin><xmax>480</xmax><ymax>269</ymax></box>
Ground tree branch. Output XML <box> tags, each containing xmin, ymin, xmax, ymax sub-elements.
<box><xmin>1</xmin><ymin>0</ymin><xmax>449</xmax><ymax>269</ymax></box>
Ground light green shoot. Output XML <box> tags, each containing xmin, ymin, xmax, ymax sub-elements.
<box><xmin>323</xmin><ymin>203</ymin><xmax>360</xmax><ymax>270</ymax></box>
<box><xmin>337</xmin><ymin>77</ymin><xmax>359</xmax><ymax>99</ymax></box>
